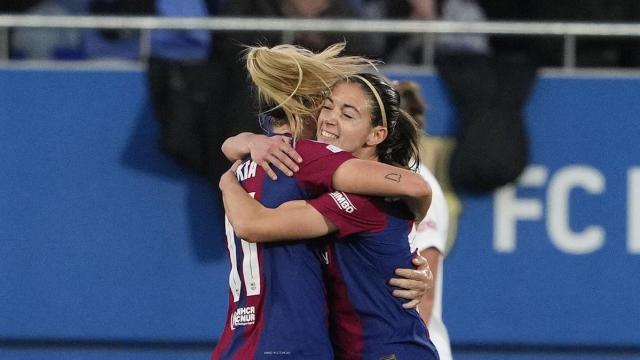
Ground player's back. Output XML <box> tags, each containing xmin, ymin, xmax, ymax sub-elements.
<box><xmin>212</xmin><ymin>140</ymin><xmax>353</xmax><ymax>360</ymax></box>
<box><xmin>309</xmin><ymin>192</ymin><xmax>439</xmax><ymax>360</ymax></box>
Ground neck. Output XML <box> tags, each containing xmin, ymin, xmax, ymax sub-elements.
<box><xmin>353</xmin><ymin>147</ymin><xmax>378</xmax><ymax>162</ymax></box>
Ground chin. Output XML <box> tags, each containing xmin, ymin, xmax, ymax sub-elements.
<box><xmin>320</xmin><ymin>137</ymin><xmax>338</xmax><ymax>146</ymax></box>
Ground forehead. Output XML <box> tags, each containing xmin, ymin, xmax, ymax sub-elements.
<box><xmin>329</xmin><ymin>81</ymin><xmax>370</xmax><ymax>110</ymax></box>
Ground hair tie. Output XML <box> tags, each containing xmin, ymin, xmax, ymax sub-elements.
<box><xmin>352</xmin><ymin>75</ymin><xmax>387</xmax><ymax>128</ymax></box>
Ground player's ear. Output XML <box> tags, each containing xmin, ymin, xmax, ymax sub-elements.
<box><xmin>366</xmin><ymin>126</ymin><xmax>387</xmax><ymax>146</ymax></box>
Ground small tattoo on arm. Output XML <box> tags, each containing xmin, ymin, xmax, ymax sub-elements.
<box><xmin>385</xmin><ymin>173</ymin><xmax>401</xmax><ymax>183</ymax></box>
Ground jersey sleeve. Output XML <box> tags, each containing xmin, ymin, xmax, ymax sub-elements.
<box><xmin>293</xmin><ymin>141</ymin><xmax>354</xmax><ymax>197</ymax></box>
<box><xmin>411</xmin><ymin>165</ymin><xmax>448</xmax><ymax>253</ymax></box>
<box><xmin>307</xmin><ymin>192</ymin><xmax>386</xmax><ymax>238</ymax></box>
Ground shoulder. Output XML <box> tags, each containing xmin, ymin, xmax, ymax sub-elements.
<box><xmin>294</xmin><ymin>140</ymin><xmax>353</xmax><ymax>162</ymax></box>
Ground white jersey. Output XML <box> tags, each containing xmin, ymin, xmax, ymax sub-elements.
<box><xmin>410</xmin><ymin>164</ymin><xmax>453</xmax><ymax>360</ymax></box>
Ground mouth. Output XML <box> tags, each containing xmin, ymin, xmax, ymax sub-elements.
<box><xmin>320</xmin><ymin>129</ymin><xmax>338</xmax><ymax>140</ymax></box>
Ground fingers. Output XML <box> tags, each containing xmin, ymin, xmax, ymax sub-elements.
<box><xmin>412</xmin><ymin>255</ymin><xmax>428</xmax><ymax>268</ymax></box>
<box><xmin>260</xmin><ymin>161</ymin><xmax>278</xmax><ymax>181</ymax></box>
<box><xmin>271</xmin><ymin>150</ymin><xmax>299</xmax><ymax>175</ymax></box>
<box><xmin>252</xmin><ymin>136</ymin><xmax>303</xmax><ymax>180</ymax></box>
<box><xmin>393</xmin><ymin>268</ymin><xmax>433</xmax><ymax>305</ymax></box>
<box><xmin>389</xmin><ymin>277</ymin><xmax>428</xmax><ymax>291</ymax></box>
<box><xmin>394</xmin><ymin>268</ymin><xmax>432</xmax><ymax>283</ymax></box>
<box><xmin>392</xmin><ymin>289</ymin><xmax>424</xmax><ymax>302</ymax></box>
<box><xmin>389</xmin><ymin>275</ymin><xmax>430</xmax><ymax>310</ymax></box>
<box><xmin>402</xmin><ymin>299</ymin><xmax>421</xmax><ymax>309</ymax></box>
<box><xmin>272</xmin><ymin>139</ymin><xmax>302</xmax><ymax>170</ymax></box>
<box><xmin>279</xmin><ymin>138</ymin><xmax>303</xmax><ymax>163</ymax></box>
<box><xmin>410</xmin><ymin>256</ymin><xmax>434</xmax><ymax>281</ymax></box>
<box><xmin>265</xmin><ymin>153</ymin><xmax>293</xmax><ymax>177</ymax></box>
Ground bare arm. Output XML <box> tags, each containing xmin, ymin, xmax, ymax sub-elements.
<box><xmin>332</xmin><ymin>159</ymin><xmax>432</xmax><ymax>222</ymax></box>
<box><xmin>223</xmin><ymin>134</ymin><xmax>430</xmax><ymax>217</ymax></box>
<box><xmin>219</xmin><ymin>163</ymin><xmax>337</xmax><ymax>242</ymax></box>
<box><xmin>416</xmin><ymin>247</ymin><xmax>440</xmax><ymax>322</ymax></box>
<box><xmin>221</xmin><ymin>132</ymin><xmax>255</xmax><ymax>161</ymax></box>
<box><xmin>221</xmin><ymin>132</ymin><xmax>302</xmax><ymax>180</ymax></box>
<box><xmin>220</xmin><ymin>162</ymin><xmax>433</xmax><ymax>309</ymax></box>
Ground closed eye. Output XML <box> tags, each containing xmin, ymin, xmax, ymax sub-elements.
<box><xmin>322</xmin><ymin>98</ymin><xmax>334</xmax><ymax>110</ymax></box>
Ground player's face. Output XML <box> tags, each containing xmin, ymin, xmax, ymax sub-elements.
<box><xmin>316</xmin><ymin>81</ymin><xmax>375</xmax><ymax>155</ymax></box>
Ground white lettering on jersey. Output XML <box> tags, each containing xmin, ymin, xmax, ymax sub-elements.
<box><xmin>325</xmin><ymin>144</ymin><xmax>345</xmax><ymax>153</ymax></box>
<box><xmin>329</xmin><ymin>191</ymin><xmax>357</xmax><ymax>213</ymax></box>
<box><xmin>230</xmin><ymin>306</ymin><xmax>256</xmax><ymax>330</ymax></box>
<box><xmin>225</xmin><ymin>216</ymin><xmax>242</xmax><ymax>303</ymax></box>
<box><xmin>241</xmin><ymin>240</ymin><xmax>261</xmax><ymax>296</ymax></box>
<box><xmin>225</xmin><ymin>193</ymin><xmax>262</xmax><ymax>303</ymax></box>
<box><xmin>319</xmin><ymin>251</ymin><xmax>329</xmax><ymax>265</ymax></box>
<box><xmin>236</xmin><ymin>160</ymin><xmax>258</xmax><ymax>182</ymax></box>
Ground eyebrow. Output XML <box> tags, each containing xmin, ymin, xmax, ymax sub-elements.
<box><xmin>325</xmin><ymin>97</ymin><xmax>361</xmax><ymax>115</ymax></box>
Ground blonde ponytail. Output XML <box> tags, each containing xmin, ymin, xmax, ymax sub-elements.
<box><xmin>245</xmin><ymin>42</ymin><xmax>376</xmax><ymax>138</ymax></box>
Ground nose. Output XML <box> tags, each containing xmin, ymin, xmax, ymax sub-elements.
<box><xmin>322</xmin><ymin>108</ymin><xmax>338</xmax><ymax>126</ymax></box>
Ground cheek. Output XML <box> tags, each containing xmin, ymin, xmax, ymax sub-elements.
<box><xmin>316</xmin><ymin>115</ymin><xmax>332</xmax><ymax>133</ymax></box>
<box><xmin>317</xmin><ymin>110</ymin><xmax>329</xmax><ymax>123</ymax></box>
<box><xmin>342</xmin><ymin>121</ymin><xmax>370</xmax><ymax>140</ymax></box>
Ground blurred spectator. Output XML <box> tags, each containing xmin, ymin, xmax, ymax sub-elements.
<box><xmin>481</xmin><ymin>0</ymin><xmax>640</xmax><ymax>67</ymax></box>
<box><xmin>147</xmin><ymin>0</ymin><xmax>218</xmax><ymax>177</ymax></box>
<box><xmin>382</xmin><ymin>0</ymin><xmax>438</xmax><ymax>64</ymax></box>
<box><xmin>379</xmin><ymin>0</ymin><xmax>490</xmax><ymax>64</ymax></box>
<box><xmin>436</xmin><ymin>0</ymin><xmax>489</xmax><ymax>56</ymax></box>
<box><xmin>83</xmin><ymin>0</ymin><xmax>154</xmax><ymax>59</ymax></box>
<box><xmin>432</xmin><ymin>0</ymin><xmax>536</xmax><ymax>192</ymax></box>
<box><xmin>380</xmin><ymin>0</ymin><xmax>640</xmax><ymax>67</ymax></box>
<box><xmin>150</xmin><ymin>0</ymin><xmax>215</xmax><ymax>60</ymax></box>
<box><xmin>10</xmin><ymin>0</ymin><xmax>86</xmax><ymax>59</ymax></box>
<box><xmin>532</xmin><ymin>0</ymin><xmax>640</xmax><ymax>67</ymax></box>
<box><xmin>1</xmin><ymin>0</ymin><xmax>43</xmax><ymax>13</ymax></box>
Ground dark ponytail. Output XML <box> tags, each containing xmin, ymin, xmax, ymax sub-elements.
<box><xmin>350</xmin><ymin>73</ymin><xmax>421</xmax><ymax>170</ymax></box>
<box><xmin>381</xmin><ymin>108</ymin><xmax>421</xmax><ymax>170</ymax></box>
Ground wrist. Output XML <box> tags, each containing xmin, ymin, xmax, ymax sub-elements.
<box><xmin>247</xmin><ymin>134</ymin><xmax>266</xmax><ymax>152</ymax></box>
<box><xmin>219</xmin><ymin>170</ymin><xmax>236</xmax><ymax>189</ymax></box>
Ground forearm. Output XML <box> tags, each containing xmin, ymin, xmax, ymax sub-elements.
<box><xmin>332</xmin><ymin>159</ymin><xmax>432</xmax><ymax>221</ymax></box>
<box><xmin>219</xmin><ymin>172</ymin><xmax>265</xmax><ymax>240</ymax></box>
<box><xmin>227</xmin><ymin>200</ymin><xmax>334</xmax><ymax>243</ymax></box>
<box><xmin>333</xmin><ymin>159</ymin><xmax>430</xmax><ymax>198</ymax></box>
<box><xmin>221</xmin><ymin>132</ymin><xmax>256</xmax><ymax>161</ymax></box>
<box><xmin>220</xmin><ymin>172</ymin><xmax>335</xmax><ymax>242</ymax></box>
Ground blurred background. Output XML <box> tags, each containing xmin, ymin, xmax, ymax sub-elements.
<box><xmin>1</xmin><ymin>1</ymin><xmax>639</xmax><ymax>359</ymax></box>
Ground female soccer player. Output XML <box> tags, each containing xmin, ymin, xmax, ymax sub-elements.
<box><xmin>212</xmin><ymin>44</ymin><xmax>435</xmax><ymax>360</ymax></box>
<box><xmin>219</xmin><ymin>71</ymin><xmax>439</xmax><ymax>359</ymax></box>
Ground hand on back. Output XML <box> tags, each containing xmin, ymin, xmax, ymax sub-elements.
<box><xmin>249</xmin><ymin>134</ymin><xmax>303</xmax><ymax>180</ymax></box>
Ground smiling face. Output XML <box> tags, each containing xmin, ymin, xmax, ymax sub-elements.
<box><xmin>316</xmin><ymin>81</ymin><xmax>386</xmax><ymax>160</ymax></box>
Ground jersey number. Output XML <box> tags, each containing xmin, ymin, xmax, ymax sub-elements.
<box><xmin>224</xmin><ymin>193</ymin><xmax>262</xmax><ymax>303</ymax></box>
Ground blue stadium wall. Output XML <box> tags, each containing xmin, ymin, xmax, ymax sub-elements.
<box><xmin>1</xmin><ymin>66</ymin><xmax>639</xmax><ymax>360</ymax></box>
